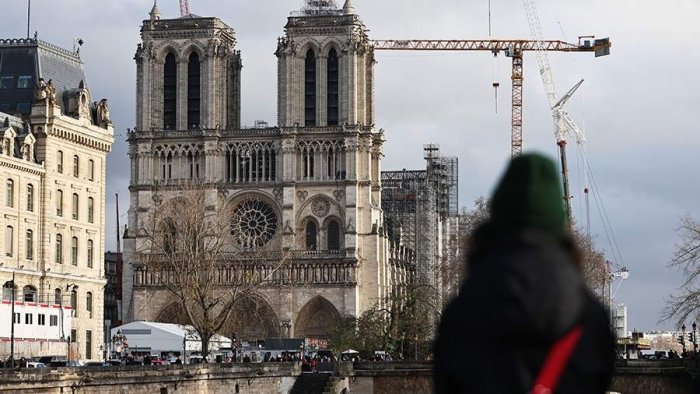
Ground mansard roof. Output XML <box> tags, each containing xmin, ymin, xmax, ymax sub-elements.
<box><xmin>0</xmin><ymin>38</ymin><xmax>88</xmax><ymax>118</ymax></box>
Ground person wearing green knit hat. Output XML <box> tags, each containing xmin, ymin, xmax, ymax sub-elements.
<box><xmin>434</xmin><ymin>152</ymin><xmax>614</xmax><ymax>394</ymax></box>
<box><xmin>490</xmin><ymin>152</ymin><xmax>567</xmax><ymax>238</ymax></box>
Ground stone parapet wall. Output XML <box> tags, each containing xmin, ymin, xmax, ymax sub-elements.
<box><xmin>0</xmin><ymin>363</ymin><xmax>299</xmax><ymax>394</ymax></box>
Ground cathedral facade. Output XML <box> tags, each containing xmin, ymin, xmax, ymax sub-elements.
<box><xmin>123</xmin><ymin>1</ymin><xmax>413</xmax><ymax>340</ymax></box>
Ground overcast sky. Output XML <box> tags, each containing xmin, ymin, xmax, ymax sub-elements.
<box><xmin>2</xmin><ymin>0</ymin><xmax>698</xmax><ymax>331</ymax></box>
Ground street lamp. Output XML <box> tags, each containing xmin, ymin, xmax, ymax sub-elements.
<box><xmin>682</xmin><ymin>324</ymin><xmax>687</xmax><ymax>354</ymax></box>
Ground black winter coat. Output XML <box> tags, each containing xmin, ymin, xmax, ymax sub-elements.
<box><xmin>434</xmin><ymin>228</ymin><xmax>615</xmax><ymax>393</ymax></box>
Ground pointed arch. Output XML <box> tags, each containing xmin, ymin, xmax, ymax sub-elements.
<box><xmin>304</xmin><ymin>218</ymin><xmax>318</xmax><ymax>251</ymax></box>
<box><xmin>327</xmin><ymin>47</ymin><xmax>339</xmax><ymax>126</ymax></box>
<box><xmin>155</xmin><ymin>294</ymin><xmax>280</xmax><ymax>341</ymax></box>
<box><xmin>187</xmin><ymin>51</ymin><xmax>201</xmax><ymax>129</ymax></box>
<box><xmin>163</xmin><ymin>52</ymin><xmax>178</xmax><ymax>130</ymax></box>
<box><xmin>295</xmin><ymin>296</ymin><xmax>341</xmax><ymax>338</ymax></box>
<box><xmin>326</xmin><ymin>219</ymin><xmax>341</xmax><ymax>250</ymax></box>
<box><xmin>304</xmin><ymin>48</ymin><xmax>317</xmax><ymax>127</ymax></box>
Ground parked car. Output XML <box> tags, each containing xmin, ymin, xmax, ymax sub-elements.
<box><xmin>26</xmin><ymin>362</ymin><xmax>47</xmax><ymax>368</ymax></box>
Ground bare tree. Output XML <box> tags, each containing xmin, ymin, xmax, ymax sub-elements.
<box><xmin>136</xmin><ymin>185</ymin><xmax>288</xmax><ymax>357</ymax></box>
<box><xmin>663</xmin><ymin>215</ymin><xmax>700</xmax><ymax>326</ymax></box>
<box><xmin>570</xmin><ymin>227</ymin><xmax>608</xmax><ymax>292</ymax></box>
<box><xmin>440</xmin><ymin>197</ymin><xmax>490</xmax><ymax>301</ymax></box>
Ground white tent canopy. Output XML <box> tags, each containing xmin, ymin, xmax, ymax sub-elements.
<box><xmin>110</xmin><ymin>321</ymin><xmax>231</xmax><ymax>358</ymax></box>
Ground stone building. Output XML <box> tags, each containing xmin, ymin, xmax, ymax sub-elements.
<box><xmin>0</xmin><ymin>38</ymin><xmax>114</xmax><ymax>360</ymax></box>
<box><xmin>123</xmin><ymin>0</ymin><xmax>413</xmax><ymax>340</ymax></box>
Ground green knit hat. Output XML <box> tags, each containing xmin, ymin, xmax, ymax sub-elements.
<box><xmin>489</xmin><ymin>152</ymin><xmax>567</xmax><ymax>237</ymax></box>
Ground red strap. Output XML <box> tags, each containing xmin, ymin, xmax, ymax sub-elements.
<box><xmin>532</xmin><ymin>325</ymin><xmax>583</xmax><ymax>394</ymax></box>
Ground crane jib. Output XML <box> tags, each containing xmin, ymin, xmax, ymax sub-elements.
<box><xmin>371</xmin><ymin>39</ymin><xmax>610</xmax><ymax>53</ymax></box>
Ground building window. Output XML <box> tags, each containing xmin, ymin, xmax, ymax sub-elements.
<box><xmin>305</xmin><ymin>221</ymin><xmax>317</xmax><ymax>251</ymax></box>
<box><xmin>327</xmin><ymin>221</ymin><xmax>340</xmax><ymax>250</ymax></box>
<box><xmin>23</xmin><ymin>285</ymin><xmax>37</xmax><ymax>302</ymax></box>
<box><xmin>25</xmin><ymin>313</ymin><xmax>33</xmax><ymax>325</ymax></box>
<box><xmin>88</xmin><ymin>160</ymin><xmax>94</xmax><ymax>181</ymax></box>
<box><xmin>187</xmin><ymin>52</ymin><xmax>201</xmax><ymax>129</ymax></box>
<box><xmin>72</xmin><ymin>193</ymin><xmax>79</xmax><ymax>220</ymax></box>
<box><xmin>26</xmin><ymin>184</ymin><xmax>34</xmax><ymax>211</ymax></box>
<box><xmin>70</xmin><ymin>329</ymin><xmax>77</xmax><ymax>343</ymax></box>
<box><xmin>6</xmin><ymin>179</ymin><xmax>14</xmax><ymax>207</ymax></box>
<box><xmin>50</xmin><ymin>315</ymin><xmax>58</xmax><ymax>326</ymax></box>
<box><xmin>327</xmin><ymin>48</ymin><xmax>339</xmax><ymax>126</ymax></box>
<box><xmin>55</xmin><ymin>234</ymin><xmax>63</xmax><ymax>264</ymax></box>
<box><xmin>88</xmin><ymin>197</ymin><xmax>94</xmax><ymax>223</ymax></box>
<box><xmin>71</xmin><ymin>237</ymin><xmax>78</xmax><ymax>266</ymax></box>
<box><xmin>26</xmin><ymin>230</ymin><xmax>33</xmax><ymax>260</ymax></box>
<box><xmin>86</xmin><ymin>292</ymin><xmax>93</xmax><ymax>319</ymax></box>
<box><xmin>56</xmin><ymin>189</ymin><xmax>63</xmax><ymax>216</ymax></box>
<box><xmin>38</xmin><ymin>314</ymin><xmax>46</xmax><ymax>326</ymax></box>
<box><xmin>87</xmin><ymin>240</ymin><xmax>93</xmax><ymax>268</ymax></box>
<box><xmin>0</xmin><ymin>76</ymin><xmax>14</xmax><ymax>89</ymax></box>
<box><xmin>54</xmin><ymin>288</ymin><xmax>62</xmax><ymax>305</ymax></box>
<box><xmin>57</xmin><ymin>150</ymin><xmax>63</xmax><ymax>173</ymax></box>
<box><xmin>163</xmin><ymin>53</ymin><xmax>177</xmax><ymax>130</ymax></box>
<box><xmin>3</xmin><ymin>281</ymin><xmax>15</xmax><ymax>300</ymax></box>
<box><xmin>86</xmin><ymin>330</ymin><xmax>92</xmax><ymax>360</ymax></box>
<box><xmin>17</xmin><ymin>75</ymin><xmax>32</xmax><ymax>89</ymax></box>
<box><xmin>5</xmin><ymin>226</ymin><xmax>13</xmax><ymax>257</ymax></box>
<box><xmin>13</xmin><ymin>312</ymin><xmax>20</xmax><ymax>324</ymax></box>
<box><xmin>73</xmin><ymin>155</ymin><xmax>79</xmax><ymax>177</ymax></box>
<box><xmin>70</xmin><ymin>290</ymin><xmax>78</xmax><ymax>317</ymax></box>
<box><xmin>304</xmin><ymin>49</ymin><xmax>316</xmax><ymax>127</ymax></box>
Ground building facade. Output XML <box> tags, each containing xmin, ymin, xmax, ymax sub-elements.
<box><xmin>123</xmin><ymin>1</ymin><xmax>413</xmax><ymax>340</ymax></box>
<box><xmin>0</xmin><ymin>38</ymin><xmax>114</xmax><ymax>360</ymax></box>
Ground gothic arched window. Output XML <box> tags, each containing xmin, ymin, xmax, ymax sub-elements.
<box><xmin>327</xmin><ymin>221</ymin><xmax>340</xmax><ymax>250</ymax></box>
<box><xmin>187</xmin><ymin>52</ymin><xmax>201</xmax><ymax>129</ymax></box>
<box><xmin>163</xmin><ymin>53</ymin><xmax>177</xmax><ymax>130</ymax></box>
<box><xmin>327</xmin><ymin>48</ymin><xmax>339</xmax><ymax>126</ymax></box>
<box><xmin>305</xmin><ymin>49</ymin><xmax>316</xmax><ymax>127</ymax></box>
<box><xmin>305</xmin><ymin>221</ymin><xmax>317</xmax><ymax>251</ymax></box>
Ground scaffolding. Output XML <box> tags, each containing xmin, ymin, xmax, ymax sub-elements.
<box><xmin>381</xmin><ymin>145</ymin><xmax>459</xmax><ymax>288</ymax></box>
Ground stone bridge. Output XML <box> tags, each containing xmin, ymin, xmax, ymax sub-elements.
<box><xmin>0</xmin><ymin>359</ymin><xmax>696</xmax><ymax>393</ymax></box>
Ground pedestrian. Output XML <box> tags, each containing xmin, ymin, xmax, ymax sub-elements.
<box><xmin>434</xmin><ymin>153</ymin><xmax>615</xmax><ymax>393</ymax></box>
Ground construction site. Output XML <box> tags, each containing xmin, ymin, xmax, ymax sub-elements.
<box><xmin>381</xmin><ymin>144</ymin><xmax>459</xmax><ymax>305</ymax></box>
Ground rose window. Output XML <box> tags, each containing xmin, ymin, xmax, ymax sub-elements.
<box><xmin>231</xmin><ymin>197</ymin><xmax>278</xmax><ymax>249</ymax></box>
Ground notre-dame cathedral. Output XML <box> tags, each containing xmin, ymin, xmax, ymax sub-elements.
<box><xmin>123</xmin><ymin>0</ymin><xmax>452</xmax><ymax>341</ymax></box>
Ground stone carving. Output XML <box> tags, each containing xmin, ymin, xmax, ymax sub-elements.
<box><xmin>280</xmin><ymin>37</ymin><xmax>296</xmax><ymax>57</ymax></box>
<box><xmin>95</xmin><ymin>98</ymin><xmax>111</xmax><ymax>127</ymax></box>
<box><xmin>333</xmin><ymin>190</ymin><xmax>344</xmax><ymax>202</ymax></box>
<box><xmin>297</xmin><ymin>190</ymin><xmax>308</xmax><ymax>202</ymax></box>
<box><xmin>311</xmin><ymin>198</ymin><xmax>330</xmax><ymax>217</ymax></box>
<box><xmin>273</xmin><ymin>187</ymin><xmax>283</xmax><ymax>203</ymax></box>
<box><xmin>46</xmin><ymin>79</ymin><xmax>57</xmax><ymax>105</ymax></box>
<box><xmin>33</xmin><ymin>78</ymin><xmax>48</xmax><ymax>103</ymax></box>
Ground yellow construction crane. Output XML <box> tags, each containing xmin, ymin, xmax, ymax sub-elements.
<box><xmin>371</xmin><ymin>37</ymin><xmax>611</xmax><ymax>157</ymax></box>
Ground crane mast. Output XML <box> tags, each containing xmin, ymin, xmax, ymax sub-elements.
<box><xmin>372</xmin><ymin>37</ymin><xmax>610</xmax><ymax>158</ymax></box>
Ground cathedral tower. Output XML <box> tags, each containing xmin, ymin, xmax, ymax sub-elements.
<box><xmin>276</xmin><ymin>0</ymin><xmax>374</xmax><ymax>128</ymax></box>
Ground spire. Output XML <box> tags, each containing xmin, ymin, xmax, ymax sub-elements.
<box><xmin>342</xmin><ymin>0</ymin><xmax>355</xmax><ymax>15</ymax></box>
<box><xmin>149</xmin><ymin>0</ymin><xmax>161</xmax><ymax>21</ymax></box>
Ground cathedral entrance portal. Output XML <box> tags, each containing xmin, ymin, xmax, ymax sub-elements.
<box><xmin>154</xmin><ymin>294</ymin><xmax>280</xmax><ymax>342</ymax></box>
<box><xmin>295</xmin><ymin>296</ymin><xmax>341</xmax><ymax>339</ymax></box>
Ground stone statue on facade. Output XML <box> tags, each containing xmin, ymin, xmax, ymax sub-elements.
<box><xmin>33</xmin><ymin>78</ymin><xmax>47</xmax><ymax>102</ymax></box>
<box><xmin>95</xmin><ymin>98</ymin><xmax>111</xmax><ymax>127</ymax></box>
